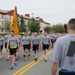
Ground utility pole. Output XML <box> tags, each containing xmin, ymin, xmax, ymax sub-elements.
<box><xmin>31</xmin><ymin>13</ymin><xmax>34</xmax><ymax>18</ymax></box>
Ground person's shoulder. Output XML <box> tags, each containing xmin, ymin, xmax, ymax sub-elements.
<box><xmin>28</xmin><ymin>36</ymin><xmax>30</xmax><ymax>38</ymax></box>
<box><xmin>14</xmin><ymin>36</ymin><xmax>18</xmax><ymax>39</ymax></box>
<box><xmin>57</xmin><ymin>34</ymin><xmax>69</xmax><ymax>41</ymax></box>
<box><xmin>18</xmin><ymin>35</ymin><xmax>21</xmax><ymax>37</ymax></box>
<box><xmin>47</xmin><ymin>35</ymin><xmax>50</xmax><ymax>37</ymax></box>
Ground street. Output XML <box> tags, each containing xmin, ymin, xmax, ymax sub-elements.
<box><xmin>0</xmin><ymin>47</ymin><xmax>59</xmax><ymax>75</ymax></box>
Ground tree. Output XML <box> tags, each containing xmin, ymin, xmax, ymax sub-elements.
<box><xmin>5</xmin><ymin>20</ymin><xmax>11</xmax><ymax>31</ymax></box>
<box><xmin>44</xmin><ymin>27</ymin><xmax>51</xmax><ymax>33</ymax></box>
<box><xmin>19</xmin><ymin>15</ymin><xmax>27</xmax><ymax>32</ymax></box>
<box><xmin>51</xmin><ymin>23</ymin><xmax>65</xmax><ymax>33</ymax></box>
<box><xmin>28</xmin><ymin>18</ymin><xmax>40</xmax><ymax>33</ymax></box>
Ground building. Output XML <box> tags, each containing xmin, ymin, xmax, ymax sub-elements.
<box><xmin>0</xmin><ymin>9</ymin><xmax>50</xmax><ymax>33</ymax></box>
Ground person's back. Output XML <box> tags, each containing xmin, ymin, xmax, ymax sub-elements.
<box><xmin>52</xmin><ymin>34</ymin><xmax>75</xmax><ymax>70</ymax></box>
<box><xmin>51</xmin><ymin>18</ymin><xmax>75</xmax><ymax>75</ymax></box>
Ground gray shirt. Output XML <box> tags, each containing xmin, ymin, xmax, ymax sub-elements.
<box><xmin>4</xmin><ymin>35</ymin><xmax>11</xmax><ymax>43</ymax></box>
<box><xmin>18</xmin><ymin>35</ymin><xmax>22</xmax><ymax>42</ymax></box>
<box><xmin>22</xmin><ymin>36</ymin><xmax>31</xmax><ymax>45</ymax></box>
<box><xmin>42</xmin><ymin>35</ymin><xmax>50</xmax><ymax>44</ymax></box>
<box><xmin>52</xmin><ymin>34</ymin><xmax>75</xmax><ymax>71</ymax></box>
<box><xmin>0</xmin><ymin>37</ymin><xmax>4</xmax><ymax>45</ymax></box>
<box><xmin>31</xmin><ymin>36</ymin><xmax>40</xmax><ymax>45</ymax></box>
<box><xmin>9</xmin><ymin>36</ymin><xmax>19</xmax><ymax>47</ymax></box>
<box><xmin>30</xmin><ymin>35</ymin><xmax>34</xmax><ymax>39</ymax></box>
<box><xmin>49</xmin><ymin>34</ymin><xmax>54</xmax><ymax>39</ymax></box>
<box><xmin>38</xmin><ymin>34</ymin><xmax>43</xmax><ymax>39</ymax></box>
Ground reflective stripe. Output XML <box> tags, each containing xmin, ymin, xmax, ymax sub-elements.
<box><xmin>10</xmin><ymin>46</ymin><xmax>17</xmax><ymax>48</ymax></box>
<box><xmin>60</xmin><ymin>69</ymin><xmax>75</xmax><ymax>73</ymax></box>
<box><xmin>0</xmin><ymin>44</ymin><xmax>3</xmax><ymax>46</ymax></box>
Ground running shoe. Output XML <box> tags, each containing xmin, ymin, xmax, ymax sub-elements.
<box><xmin>10</xmin><ymin>65</ymin><xmax>14</xmax><ymax>69</ymax></box>
<box><xmin>34</xmin><ymin>57</ymin><xmax>38</xmax><ymax>61</ymax></box>
<box><xmin>24</xmin><ymin>57</ymin><xmax>27</xmax><ymax>62</ymax></box>
<box><xmin>14</xmin><ymin>61</ymin><xmax>17</xmax><ymax>66</ymax></box>
<box><xmin>45</xmin><ymin>58</ymin><xmax>47</xmax><ymax>62</ymax></box>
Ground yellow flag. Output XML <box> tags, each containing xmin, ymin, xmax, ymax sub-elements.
<box><xmin>10</xmin><ymin>7</ymin><xmax>19</xmax><ymax>37</ymax></box>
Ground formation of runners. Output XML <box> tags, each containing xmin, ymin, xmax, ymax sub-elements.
<box><xmin>0</xmin><ymin>30</ymin><xmax>65</xmax><ymax>69</ymax></box>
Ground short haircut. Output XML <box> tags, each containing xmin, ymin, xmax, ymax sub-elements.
<box><xmin>44</xmin><ymin>31</ymin><xmax>48</xmax><ymax>34</ymax></box>
<box><xmin>40</xmin><ymin>30</ymin><xmax>42</xmax><ymax>33</ymax></box>
<box><xmin>24</xmin><ymin>32</ymin><xmax>28</xmax><ymax>34</ymax></box>
<box><xmin>68</xmin><ymin>18</ymin><xmax>75</xmax><ymax>30</ymax></box>
<box><xmin>11</xmin><ymin>30</ymin><xmax>14</xmax><ymax>33</ymax></box>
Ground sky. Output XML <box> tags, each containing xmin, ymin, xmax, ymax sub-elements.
<box><xmin>0</xmin><ymin>0</ymin><xmax>75</xmax><ymax>25</ymax></box>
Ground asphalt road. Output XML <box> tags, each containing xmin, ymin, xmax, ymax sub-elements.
<box><xmin>0</xmin><ymin>47</ymin><xmax>59</xmax><ymax>75</ymax></box>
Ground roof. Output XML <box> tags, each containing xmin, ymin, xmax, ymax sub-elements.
<box><xmin>0</xmin><ymin>9</ymin><xmax>50</xmax><ymax>25</ymax></box>
<box><xmin>23</xmin><ymin>15</ymin><xmax>31</xmax><ymax>20</ymax></box>
<box><xmin>6</xmin><ymin>10</ymin><xmax>20</xmax><ymax>17</ymax></box>
<box><xmin>35</xmin><ymin>17</ymin><xmax>50</xmax><ymax>25</ymax></box>
<box><xmin>0</xmin><ymin>9</ymin><xmax>10</xmax><ymax>14</ymax></box>
<box><xmin>0</xmin><ymin>9</ymin><xmax>20</xmax><ymax>17</ymax></box>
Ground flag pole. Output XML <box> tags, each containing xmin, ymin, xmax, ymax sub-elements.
<box><xmin>15</xmin><ymin>6</ymin><xmax>19</xmax><ymax>35</ymax></box>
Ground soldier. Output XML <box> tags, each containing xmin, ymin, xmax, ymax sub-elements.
<box><xmin>0</xmin><ymin>35</ymin><xmax>4</xmax><ymax>60</ymax></box>
<box><xmin>51</xmin><ymin>18</ymin><xmax>75</xmax><ymax>75</ymax></box>
<box><xmin>16</xmin><ymin>34</ymin><xmax>22</xmax><ymax>59</ymax></box>
<box><xmin>7</xmin><ymin>31</ymin><xmax>19</xmax><ymax>69</ymax></box>
<box><xmin>22</xmin><ymin>32</ymin><xmax>31</xmax><ymax>61</ymax></box>
<box><xmin>42</xmin><ymin>31</ymin><xmax>51</xmax><ymax>62</ymax></box>
<box><xmin>4</xmin><ymin>31</ymin><xmax>11</xmax><ymax>60</ymax></box>
<box><xmin>31</xmin><ymin>32</ymin><xmax>41</xmax><ymax>61</ymax></box>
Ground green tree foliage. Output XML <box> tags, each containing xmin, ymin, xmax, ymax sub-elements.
<box><xmin>5</xmin><ymin>20</ymin><xmax>11</xmax><ymax>31</ymax></box>
<box><xmin>44</xmin><ymin>27</ymin><xmax>51</xmax><ymax>33</ymax></box>
<box><xmin>28</xmin><ymin>18</ymin><xmax>40</xmax><ymax>33</ymax></box>
<box><xmin>19</xmin><ymin>15</ymin><xmax>27</xmax><ymax>32</ymax></box>
<box><xmin>51</xmin><ymin>24</ymin><xmax>65</xmax><ymax>33</ymax></box>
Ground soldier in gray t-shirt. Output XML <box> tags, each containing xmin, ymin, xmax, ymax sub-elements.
<box><xmin>18</xmin><ymin>35</ymin><xmax>22</xmax><ymax>43</ymax></box>
<box><xmin>42</xmin><ymin>32</ymin><xmax>51</xmax><ymax>62</ymax></box>
<box><xmin>31</xmin><ymin>32</ymin><xmax>41</xmax><ymax>61</ymax></box>
<box><xmin>7</xmin><ymin>31</ymin><xmax>19</xmax><ymax>69</ymax></box>
<box><xmin>4</xmin><ymin>31</ymin><xmax>11</xmax><ymax>60</ymax></box>
<box><xmin>22</xmin><ymin>32</ymin><xmax>31</xmax><ymax>61</ymax></box>
<box><xmin>51</xmin><ymin>18</ymin><xmax>75</xmax><ymax>75</ymax></box>
<box><xmin>16</xmin><ymin>35</ymin><xmax>22</xmax><ymax>59</ymax></box>
<box><xmin>0</xmin><ymin>35</ymin><xmax>4</xmax><ymax>59</ymax></box>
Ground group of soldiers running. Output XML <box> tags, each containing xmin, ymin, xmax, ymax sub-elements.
<box><xmin>0</xmin><ymin>30</ymin><xmax>63</xmax><ymax>69</ymax></box>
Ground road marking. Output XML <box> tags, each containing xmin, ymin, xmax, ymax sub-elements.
<box><xmin>12</xmin><ymin>50</ymin><xmax>52</xmax><ymax>75</ymax></box>
<box><xmin>13</xmin><ymin>53</ymin><xmax>46</xmax><ymax>75</ymax></box>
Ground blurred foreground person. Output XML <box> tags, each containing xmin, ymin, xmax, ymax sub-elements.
<box><xmin>51</xmin><ymin>18</ymin><xmax>75</xmax><ymax>75</ymax></box>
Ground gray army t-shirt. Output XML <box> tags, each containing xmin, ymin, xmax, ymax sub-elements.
<box><xmin>9</xmin><ymin>36</ymin><xmax>19</xmax><ymax>47</ymax></box>
<box><xmin>31</xmin><ymin>36</ymin><xmax>40</xmax><ymax>45</ymax></box>
<box><xmin>4</xmin><ymin>35</ymin><xmax>11</xmax><ymax>43</ymax></box>
<box><xmin>22</xmin><ymin>36</ymin><xmax>31</xmax><ymax>45</ymax></box>
<box><xmin>0</xmin><ymin>37</ymin><xmax>4</xmax><ymax>45</ymax></box>
<box><xmin>18</xmin><ymin>35</ymin><xmax>22</xmax><ymax>42</ymax></box>
<box><xmin>52</xmin><ymin>34</ymin><xmax>75</xmax><ymax>71</ymax></box>
<box><xmin>42</xmin><ymin>35</ymin><xmax>51</xmax><ymax>45</ymax></box>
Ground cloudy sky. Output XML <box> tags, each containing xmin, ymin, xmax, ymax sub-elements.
<box><xmin>0</xmin><ymin>0</ymin><xmax>75</xmax><ymax>25</ymax></box>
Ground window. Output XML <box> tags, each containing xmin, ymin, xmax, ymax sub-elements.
<box><xmin>1</xmin><ymin>14</ymin><xmax>3</xmax><ymax>18</ymax></box>
<box><xmin>10</xmin><ymin>16</ymin><xmax>11</xmax><ymax>19</ymax></box>
<box><xmin>2</xmin><ymin>21</ymin><xmax>3</xmax><ymax>25</ymax></box>
<box><xmin>1</xmin><ymin>28</ymin><xmax>3</xmax><ymax>32</ymax></box>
